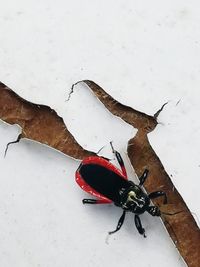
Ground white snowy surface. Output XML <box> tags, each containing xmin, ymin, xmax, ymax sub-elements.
<box><xmin>0</xmin><ymin>122</ymin><xmax>186</xmax><ymax>267</ymax></box>
<box><xmin>0</xmin><ymin>1</ymin><xmax>200</xmax><ymax>266</ymax></box>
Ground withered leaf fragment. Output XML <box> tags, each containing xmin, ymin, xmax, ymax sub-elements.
<box><xmin>0</xmin><ymin>80</ymin><xmax>199</xmax><ymax>267</ymax></box>
<box><xmin>0</xmin><ymin>82</ymin><xmax>94</xmax><ymax>159</ymax></box>
<box><xmin>71</xmin><ymin>80</ymin><xmax>200</xmax><ymax>267</ymax></box>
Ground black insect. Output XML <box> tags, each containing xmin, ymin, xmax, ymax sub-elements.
<box><xmin>76</xmin><ymin>143</ymin><xmax>167</xmax><ymax>237</ymax></box>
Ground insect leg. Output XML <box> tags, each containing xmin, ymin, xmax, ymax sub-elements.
<box><xmin>147</xmin><ymin>206</ymin><xmax>161</xmax><ymax>216</ymax></box>
<box><xmin>82</xmin><ymin>199</ymin><xmax>111</xmax><ymax>204</ymax></box>
<box><xmin>139</xmin><ymin>169</ymin><xmax>149</xmax><ymax>186</ymax></box>
<box><xmin>108</xmin><ymin>210</ymin><xmax>126</xmax><ymax>235</ymax></box>
<box><xmin>110</xmin><ymin>142</ymin><xmax>127</xmax><ymax>178</ymax></box>
<box><xmin>134</xmin><ymin>214</ymin><xmax>146</xmax><ymax>237</ymax></box>
<box><xmin>148</xmin><ymin>191</ymin><xmax>167</xmax><ymax>204</ymax></box>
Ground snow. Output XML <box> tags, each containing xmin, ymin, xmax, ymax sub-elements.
<box><xmin>1</xmin><ymin>0</ymin><xmax>200</xmax><ymax>266</ymax></box>
<box><xmin>0</xmin><ymin>122</ymin><xmax>186</xmax><ymax>267</ymax></box>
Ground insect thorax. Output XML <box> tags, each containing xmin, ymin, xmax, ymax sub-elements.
<box><xmin>119</xmin><ymin>185</ymin><xmax>150</xmax><ymax>214</ymax></box>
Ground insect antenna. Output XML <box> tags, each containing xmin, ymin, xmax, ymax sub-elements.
<box><xmin>110</xmin><ymin>141</ymin><xmax>115</xmax><ymax>153</ymax></box>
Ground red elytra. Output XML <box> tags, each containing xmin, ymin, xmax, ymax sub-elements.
<box><xmin>75</xmin><ymin>156</ymin><xmax>128</xmax><ymax>204</ymax></box>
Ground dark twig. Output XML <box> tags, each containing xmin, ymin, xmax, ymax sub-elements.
<box><xmin>4</xmin><ymin>133</ymin><xmax>22</xmax><ymax>157</ymax></box>
<box><xmin>154</xmin><ymin>102</ymin><xmax>168</xmax><ymax>119</ymax></box>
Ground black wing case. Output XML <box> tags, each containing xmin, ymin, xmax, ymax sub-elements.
<box><xmin>79</xmin><ymin>164</ymin><xmax>130</xmax><ymax>204</ymax></box>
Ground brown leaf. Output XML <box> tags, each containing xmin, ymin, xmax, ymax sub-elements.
<box><xmin>0</xmin><ymin>80</ymin><xmax>200</xmax><ymax>266</ymax></box>
<box><xmin>0</xmin><ymin>82</ymin><xmax>94</xmax><ymax>159</ymax></box>
<box><xmin>71</xmin><ymin>80</ymin><xmax>200</xmax><ymax>267</ymax></box>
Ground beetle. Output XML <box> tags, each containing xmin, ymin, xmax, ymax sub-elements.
<box><xmin>75</xmin><ymin>142</ymin><xmax>167</xmax><ymax>237</ymax></box>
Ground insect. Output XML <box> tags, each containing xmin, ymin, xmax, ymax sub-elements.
<box><xmin>75</xmin><ymin>142</ymin><xmax>167</xmax><ymax>237</ymax></box>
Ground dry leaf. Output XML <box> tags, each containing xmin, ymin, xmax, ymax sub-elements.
<box><xmin>0</xmin><ymin>81</ymin><xmax>199</xmax><ymax>267</ymax></box>
<box><xmin>0</xmin><ymin>82</ymin><xmax>94</xmax><ymax>159</ymax></box>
